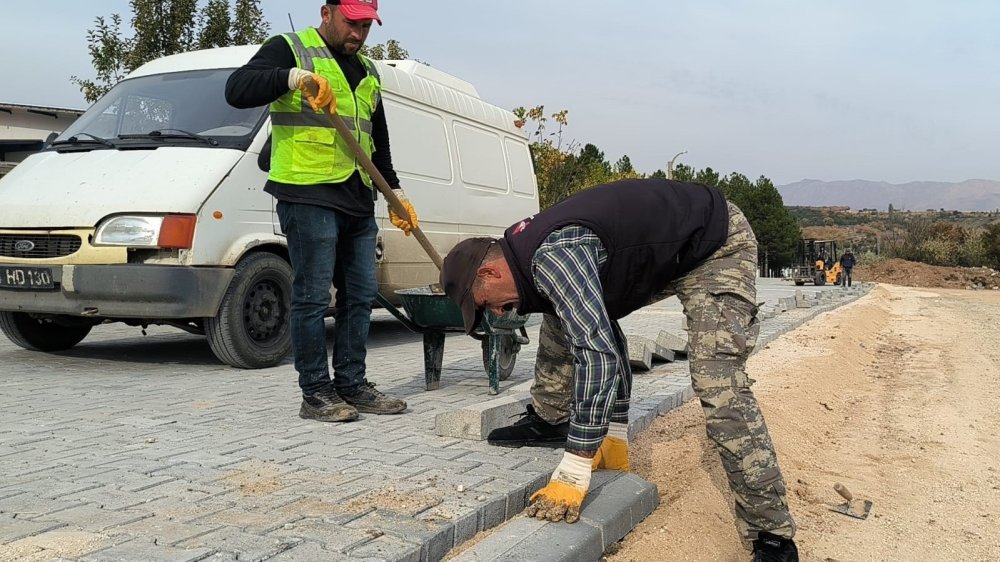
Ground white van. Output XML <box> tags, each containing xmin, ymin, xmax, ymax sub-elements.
<box><xmin>0</xmin><ymin>46</ymin><xmax>538</xmax><ymax>368</ymax></box>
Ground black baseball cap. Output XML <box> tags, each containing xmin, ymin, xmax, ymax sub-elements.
<box><xmin>440</xmin><ymin>237</ymin><xmax>496</xmax><ymax>334</ymax></box>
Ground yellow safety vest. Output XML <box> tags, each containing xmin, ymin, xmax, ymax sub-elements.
<box><xmin>268</xmin><ymin>27</ymin><xmax>382</xmax><ymax>187</ymax></box>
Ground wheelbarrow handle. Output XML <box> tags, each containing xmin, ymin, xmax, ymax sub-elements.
<box><xmin>303</xmin><ymin>77</ymin><xmax>444</xmax><ymax>271</ymax></box>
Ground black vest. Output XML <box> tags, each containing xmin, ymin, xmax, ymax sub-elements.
<box><xmin>499</xmin><ymin>179</ymin><xmax>730</xmax><ymax>320</ymax></box>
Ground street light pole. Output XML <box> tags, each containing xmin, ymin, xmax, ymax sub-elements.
<box><xmin>667</xmin><ymin>150</ymin><xmax>687</xmax><ymax>179</ymax></box>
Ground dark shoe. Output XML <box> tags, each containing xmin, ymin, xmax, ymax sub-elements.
<box><xmin>487</xmin><ymin>404</ymin><xmax>569</xmax><ymax>448</ymax></box>
<box><xmin>752</xmin><ymin>532</ymin><xmax>799</xmax><ymax>562</ymax></box>
<box><xmin>339</xmin><ymin>381</ymin><xmax>407</xmax><ymax>414</ymax></box>
<box><xmin>299</xmin><ymin>388</ymin><xmax>359</xmax><ymax>422</ymax></box>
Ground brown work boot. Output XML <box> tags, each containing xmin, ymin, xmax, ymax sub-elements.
<box><xmin>339</xmin><ymin>381</ymin><xmax>407</xmax><ymax>414</ymax></box>
<box><xmin>299</xmin><ymin>387</ymin><xmax>359</xmax><ymax>422</ymax></box>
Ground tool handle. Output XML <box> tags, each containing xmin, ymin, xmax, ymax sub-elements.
<box><xmin>833</xmin><ymin>482</ymin><xmax>854</xmax><ymax>501</ymax></box>
<box><xmin>303</xmin><ymin>78</ymin><xmax>444</xmax><ymax>271</ymax></box>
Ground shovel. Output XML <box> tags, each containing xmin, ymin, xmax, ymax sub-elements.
<box><xmin>303</xmin><ymin>78</ymin><xmax>444</xmax><ymax>273</ymax></box>
<box><xmin>830</xmin><ymin>482</ymin><xmax>872</xmax><ymax>520</ymax></box>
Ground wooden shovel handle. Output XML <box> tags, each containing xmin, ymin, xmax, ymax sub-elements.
<box><xmin>303</xmin><ymin>77</ymin><xmax>444</xmax><ymax>271</ymax></box>
<box><xmin>833</xmin><ymin>482</ymin><xmax>854</xmax><ymax>501</ymax></box>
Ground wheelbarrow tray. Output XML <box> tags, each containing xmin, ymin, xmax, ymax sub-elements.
<box><xmin>395</xmin><ymin>287</ymin><xmax>465</xmax><ymax>330</ymax></box>
<box><xmin>390</xmin><ymin>287</ymin><xmax>531</xmax><ymax>394</ymax></box>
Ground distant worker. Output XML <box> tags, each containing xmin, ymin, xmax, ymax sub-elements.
<box><xmin>839</xmin><ymin>250</ymin><xmax>856</xmax><ymax>287</ymax></box>
<box><xmin>225</xmin><ymin>0</ymin><xmax>415</xmax><ymax>422</ymax></box>
<box><xmin>440</xmin><ymin>179</ymin><xmax>799</xmax><ymax>561</ymax></box>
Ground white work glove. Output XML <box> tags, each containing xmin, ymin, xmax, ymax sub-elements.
<box><xmin>389</xmin><ymin>189</ymin><xmax>418</xmax><ymax>236</ymax></box>
<box><xmin>526</xmin><ymin>451</ymin><xmax>592</xmax><ymax>523</ymax></box>
<box><xmin>288</xmin><ymin>67</ymin><xmax>333</xmax><ymax>111</ymax></box>
<box><xmin>592</xmin><ymin>422</ymin><xmax>630</xmax><ymax>471</ymax></box>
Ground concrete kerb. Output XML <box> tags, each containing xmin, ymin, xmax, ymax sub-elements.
<box><xmin>449</xmin><ymin>283</ymin><xmax>873</xmax><ymax>562</ymax></box>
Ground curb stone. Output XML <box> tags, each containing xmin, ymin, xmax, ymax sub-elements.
<box><xmin>452</xmin><ymin>284</ymin><xmax>872</xmax><ymax>562</ymax></box>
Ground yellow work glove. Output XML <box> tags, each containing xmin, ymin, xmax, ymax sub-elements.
<box><xmin>288</xmin><ymin>67</ymin><xmax>334</xmax><ymax>112</ymax></box>
<box><xmin>389</xmin><ymin>189</ymin><xmax>418</xmax><ymax>236</ymax></box>
<box><xmin>526</xmin><ymin>452</ymin><xmax>591</xmax><ymax>523</ymax></box>
<box><xmin>592</xmin><ymin>422</ymin><xmax>630</xmax><ymax>471</ymax></box>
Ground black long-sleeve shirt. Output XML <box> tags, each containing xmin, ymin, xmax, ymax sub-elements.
<box><xmin>225</xmin><ymin>34</ymin><xmax>401</xmax><ymax>216</ymax></box>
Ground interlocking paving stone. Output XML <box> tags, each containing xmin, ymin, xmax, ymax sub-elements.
<box><xmin>0</xmin><ymin>281</ymin><xmax>870</xmax><ymax>561</ymax></box>
<box><xmin>0</xmin><ymin>517</ymin><xmax>67</xmax><ymax>543</ymax></box>
<box><xmin>80</xmin><ymin>540</ymin><xmax>215</xmax><ymax>562</ymax></box>
<box><xmin>31</xmin><ymin>503</ymin><xmax>153</xmax><ymax>533</ymax></box>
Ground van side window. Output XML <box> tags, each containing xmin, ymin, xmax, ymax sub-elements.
<box><xmin>383</xmin><ymin>100</ymin><xmax>451</xmax><ymax>182</ymax></box>
<box><xmin>454</xmin><ymin>122</ymin><xmax>508</xmax><ymax>192</ymax></box>
<box><xmin>505</xmin><ymin>138</ymin><xmax>536</xmax><ymax>197</ymax></box>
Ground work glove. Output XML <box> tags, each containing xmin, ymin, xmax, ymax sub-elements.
<box><xmin>389</xmin><ymin>189</ymin><xmax>419</xmax><ymax>236</ymax></box>
<box><xmin>526</xmin><ymin>451</ymin><xmax>591</xmax><ymax>523</ymax></box>
<box><xmin>288</xmin><ymin>67</ymin><xmax>334</xmax><ymax>112</ymax></box>
<box><xmin>592</xmin><ymin>421</ymin><xmax>630</xmax><ymax>471</ymax></box>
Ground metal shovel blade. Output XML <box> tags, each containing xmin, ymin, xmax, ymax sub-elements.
<box><xmin>829</xmin><ymin>482</ymin><xmax>872</xmax><ymax>520</ymax></box>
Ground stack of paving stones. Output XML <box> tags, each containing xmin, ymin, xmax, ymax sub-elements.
<box><xmin>0</xmin><ymin>281</ymin><xmax>871</xmax><ymax>562</ymax></box>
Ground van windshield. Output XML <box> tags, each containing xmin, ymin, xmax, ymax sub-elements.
<box><xmin>52</xmin><ymin>69</ymin><xmax>266</xmax><ymax>151</ymax></box>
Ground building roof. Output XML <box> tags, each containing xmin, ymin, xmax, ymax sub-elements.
<box><xmin>0</xmin><ymin>102</ymin><xmax>85</xmax><ymax>117</ymax></box>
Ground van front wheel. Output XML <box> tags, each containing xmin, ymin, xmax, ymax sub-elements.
<box><xmin>207</xmin><ymin>252</ymin><xmax>292</xmax><ymax>369</ymax></box>
<box><xmin>0</xmin><ymin>312</ymin><xmax>92</xmax><ymax>351</ymax></box>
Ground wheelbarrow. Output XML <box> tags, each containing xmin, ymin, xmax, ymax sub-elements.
<box><xmin>376</xmin><ymin>288</ymin><xmax>530</xmax><ymax>394</ymax></box>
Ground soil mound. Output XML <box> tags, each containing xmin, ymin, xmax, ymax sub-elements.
<box><xmin>855</xmin><ymin>258</ymin><xmax>1000</xmax><ymax>289</ymax></box>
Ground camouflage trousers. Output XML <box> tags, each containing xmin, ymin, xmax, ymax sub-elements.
<box><xmin>531</xmin><ymin>202</ymin><xmax>796</xmax><ymax>539</ymax></box>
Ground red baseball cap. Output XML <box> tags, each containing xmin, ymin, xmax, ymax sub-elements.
<box><xmin>328</xmin><ymin>0</ymin><xmax>382</xmax><ymax>25</ymax></box>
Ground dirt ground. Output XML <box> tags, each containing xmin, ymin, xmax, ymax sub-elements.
<box><xmin>609</xmin><ymin>284</ymin><xmax>1000</xmax><ymax>562</ymax></box>
<box><xmin>855</xmin><ymin>258</ymin><xmax>1000</xmax><ymax>289</ymax></box>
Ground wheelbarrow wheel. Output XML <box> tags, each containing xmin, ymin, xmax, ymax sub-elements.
<box><xmin>482</xmin><ymin>333</ymin><xmax>518</xmax><ymax>381</ymax></box>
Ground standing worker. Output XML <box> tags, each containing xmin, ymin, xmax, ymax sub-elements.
<box><xmin>226</xmin><ymin>0</ymin><xmax>414</xmax><ymax>422</ymax></box>
<box><xmin>440</xmin><ymin>179</ymin><xmax>799</xmax><ymax>561</ymax></box>
<box><xmin>839</xmin><ymin>249</ymin><xmax>856</xmax><ymax>288</ymax></box>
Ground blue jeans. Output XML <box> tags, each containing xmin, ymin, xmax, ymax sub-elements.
<box><xmin>276</xmin><ymin>201</ymin><xmax>378</xmax><ymax>396</ymax></box>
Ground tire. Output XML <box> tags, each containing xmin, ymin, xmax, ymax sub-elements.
<box><xmin>814</xmin><ymin>272</ymin><xmax>826</xmax><ymax>286</ymax></box>
<box><xmin>481</xmin><ymin>333</ymin><xmax>519</xmax><ymax>381</ymax></box>
<box><xmin>206</xmin><ymin>252</ymin><xmax>292</xmax><ymax>369</ymax></box>
<box><xmin>0</xmin><ymin>311</ymin><xmax>92</xmax><ymax>351</ymax></box>
<box><xmin>794</xmin><ymin>281</ymin><xmax>805</xmax><ymax>286</ymax></box>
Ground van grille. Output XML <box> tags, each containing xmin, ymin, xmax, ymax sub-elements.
<box><xmin>0</xmin><ymin>234</ymin><xmax>82</xmax><ymax>259</ymax></box>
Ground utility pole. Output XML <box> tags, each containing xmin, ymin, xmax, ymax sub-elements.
<box><xmin>667</xmin><ymin>150</ymin><xmax>687</xmax><ymax>179</ymax></box>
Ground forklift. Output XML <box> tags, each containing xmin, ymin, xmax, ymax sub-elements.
<box><xmin>785</xmin><ymin>239</ymin><xmax>842</xmax><ymax>286</ymax></box>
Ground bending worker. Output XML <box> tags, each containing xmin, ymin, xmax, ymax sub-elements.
<box><xmin>226</xmin><ymin>0</ymin><xmax>414</xmax><ymax>422</ymax></box>
<box><xmin>440</xmin><ymin>178</ymin><xmax>798</xmax><ymax>562</ymax></box>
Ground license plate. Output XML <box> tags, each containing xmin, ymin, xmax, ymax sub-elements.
<box><xmin>0</xmin><ymin>266</ymin><xmax>55</xmax><ymax>290</ymax></box>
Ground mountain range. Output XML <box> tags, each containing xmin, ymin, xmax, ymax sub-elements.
<box><xmin>776</xmin><ymin>179</ymin><xmax>1000</xmax><ymax>211</ymax></box>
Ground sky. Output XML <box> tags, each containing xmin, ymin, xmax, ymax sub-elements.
<box><xmin>3</xmin><ymin>1</ymin><xmax>998</xmax><ymax>185</ymax></box>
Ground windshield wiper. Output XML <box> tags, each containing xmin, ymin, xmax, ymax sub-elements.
<box><xmin>50</xmin><ymin>132</ymin><xmax>116</xmax><ymax>148</ymax></box>
<box><xmin>118</xmin><ymin>128</ymin><xmax>219</xmax><ymax>146</ymax></box>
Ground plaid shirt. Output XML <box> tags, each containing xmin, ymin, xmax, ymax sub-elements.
<box><xmin>531</xmin><ymin>226</ymin><xmax>630</xmax><ymax>452</ymax></box>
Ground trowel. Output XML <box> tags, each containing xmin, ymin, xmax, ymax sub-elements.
<box><xmin>829</xmin><ymin>482</ymin><xmax>872</xmax><ymax>520</ymax></box>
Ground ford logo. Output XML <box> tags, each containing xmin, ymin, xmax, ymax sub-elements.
<box><xmin>13</xmin><ymin>240</ymin><xmax>35</xmax><ymax>252</ymax></box>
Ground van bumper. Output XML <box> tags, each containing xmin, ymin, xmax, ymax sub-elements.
<box><xmin>0</xmin><ymin>264</ymin><xmax>235</xmax><ymax>318</ymax></box>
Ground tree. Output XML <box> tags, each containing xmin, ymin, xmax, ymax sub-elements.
<box><xmin>612</xmin><ymin>155</ymin><xmax>638</xmax><ymax>179</ymax></box>
<box><xmin>128</xmin><ymin>0</ymin><xmax>199</xmax><ymax>70</ymax></box>
<box><xmin>231</xmin><ymin>0</ymin><xmax>268</xmax><ymax>46</ymax></box>
<box><xmin>197</xmin><ymin>0</ymin><xmax>231</xmax><ymax>49</ymax></box>
<box><xmin>71</xmin><ymin>14</ymin><xmax>131</xmax><ymax>103</ymax></box>
<box><xmin>72</xmin><ymin>0</ymin><xmax>270</xmax><ymax>103</ymax></box>
<box><xmin>361</xmin><ymin>39</ymin><xmax>409</xmax><ymax>60</ymax></box>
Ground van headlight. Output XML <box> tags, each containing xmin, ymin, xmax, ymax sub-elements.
<box><xmin>94</xmin><ymin>214</ymin><xmax>196</xmax><ymax>249</ymax></box>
